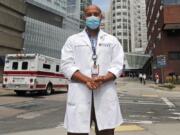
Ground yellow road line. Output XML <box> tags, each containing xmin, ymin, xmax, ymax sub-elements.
<box><xmin>115</xmin><ymin>124</ymin><xmax>144</xmax><ymax>132</ymax></box>
<box><xmin>91</xmin><ymin>124</ymin><xmax>144</xmax><ymax>132</ymax></box>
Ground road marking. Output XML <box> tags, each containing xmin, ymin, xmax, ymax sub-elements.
<box><xmin>142</xmin><ymin>94</ymin><xmax>159</xmax><ymax>98</ymax></box>
<box><xmin>129</xmin><ymin>114</ymin><xmax>148</xmax><ymax>118</ymax></box>
<box><xmin>124</xmin><ymin>119</ymin><xmax>154</xmax><ymax>124</ymax></box>
<box><xmin>56</xmin><ymin>122</ymin><xmax>64</xmax><ymax>128</ymax></box>
<box><xmin>146</xmin><ymin>111</ymin><xmax>154</xmax><ymax>114</ymax></box>
<box><xmin>172</xmin><ymin>112</ymin><xmax>180</xmax><ymax>115</ymax></box>
<box><xmin>16</xmin><ymin>112</ymin><xmax>41</xmax><ymax>119</ymax></box>
<box><xmin>168</xmin><ymin>108</ymin><xmax>175</xmax><ymax>111</ymax></box>
<box><xmin>115</xmin><ymin>124</ymin><xmax>144</xmax><ymax>132</ymax></box>
<box><xmin>16</xmin><ymin>108</ymin><xmax>58</xmax><ymax>119</ymax></box>
<box><xmin>120</xmin><ymin>101</ymin><xmax>166</xmax><ymax>106</ymax></box>
<box><xmin>161</xmin><ymin>97</ymin><xmax>175</xmax><ymax>108</ymax></box>
<box><xmin>168</xmin><ymin>117</ymin><xmax>180</xmax><ymax>120</ymax></box>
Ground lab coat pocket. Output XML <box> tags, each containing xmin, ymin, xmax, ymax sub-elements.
<box><xmin>74</xmin><ymin>45</ymin><xmax>91</xmax><ymax>66</ymax></box>
<box><xmin>74</xmin><ymin>45</ymin><xmax>90</xmax><ymax>54</ymax></box>
<box><xmin>67</xmin><ymin>83</ymin><xmax>91</xmax><ymax>104</ymax></box>
<box><xmin>98</xmin><ymin>44</ymin><xmax>113</xmax><ymax>54</ymax></box>
<box><xmin>67</xmin><ymin>83</ymin><xmax>77</xmax><ymax>105</ymax></box>
<box><xmin>101</xmin><ymin>82</ymin><xmax>118</xmax><ymax>101</ymax></box>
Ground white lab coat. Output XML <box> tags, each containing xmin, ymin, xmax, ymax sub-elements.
<box><xmin>61</xmin><ymin>30</ymin><xmax>124</xmax><ymax>133</ymax></box>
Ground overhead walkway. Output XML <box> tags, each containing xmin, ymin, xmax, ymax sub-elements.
<box><xmin>124</xmin><ymin>52</ymin><xmax>151</xmax><ymax>71</ymax></box>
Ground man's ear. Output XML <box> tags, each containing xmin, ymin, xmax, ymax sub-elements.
<box><xmin>83</xmin><ymin>15</ymin><xmax>86</xmax><ymax>21</ymax></box>
<box><xmin>101</xmin><ymin>14</ymin><xmax>105</xmax><ymax>20</ymax></box>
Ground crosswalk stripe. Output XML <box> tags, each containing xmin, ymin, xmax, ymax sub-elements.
<box><xmin>161</xmin><ymin>97</ymin><xmax>175</xmax><ymax>108</ymax></box>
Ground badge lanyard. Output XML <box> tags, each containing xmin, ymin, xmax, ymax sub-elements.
<box><xmin>91</xmin><ymin>38</ymin><xmax>97</xmax><ymax>66</ymax></box>
<box><xmin>90</xmin><ymin>37</ymin><xmax>99</xmax><ymax>77</ymax></box>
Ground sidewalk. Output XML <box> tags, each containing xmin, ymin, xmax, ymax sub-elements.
<box><xmin>0</xmin><ymin>86</ymin><xmax>14</xmax><ymax>96</ymax></box>
<box><xmin>4</xmin><ymin>123</ymin><xmax>180</xmax><ymax>135</ymax></box>
<box><xmin>118</xmin><ymin>77</ymin><xmax>180</xmax><ymax>98</ymax></box>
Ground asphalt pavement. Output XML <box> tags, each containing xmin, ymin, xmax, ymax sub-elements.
<box><xmin>4</xmin><ymin>123</ymin><xmax>180</xmax><ymax>135</ymax></box>
<box><xmin>1</xmin><ymin>78</ymin><xmax>180</xmax><ymax>135</ymax></box>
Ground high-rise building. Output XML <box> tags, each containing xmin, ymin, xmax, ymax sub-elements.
<box><xmin>24</xmin><ymin>0</ymin><xmax>80</xmax><ymax>58</ymax></box>
<box><xmin>67</xmin><ymin>0</ymin><xmax>80</xmax><ymax>19</ymax></box>
<box><xmin>0</xmin><ymin>0</ymin><xmax>26</xmax><ymax>81</ymax></box>
<box><xmin>80</xmin><ymin>0</ymin><xmax>92</xmax><ymax>30</ymax></box>
<box><xmin>104</xmin><ymin>4</ymin><xmax>113</xmax><ymax>34</ymax></box>
<box><xmin>130</xmin><ymin>0</ymin><xmax>147</xmax><ymax>53</ymax></box>
<box><xmin>111</xmin><ymin>0</ymin><xmax>147</xmax><ymax>53</ymax></box>
<box><xmin>112</xmin><ymin>0</ymin><xmax>131</xmax><ymax>53</ymax></box>
<box><xmin>145</xmin><ymin>0</ymin><xmax>180</xmax><ymax>82</ymax></box>
<box><xmin>65</xmin><ymin>0</ymin><xmax>80</xmax><ymax>31</ymax></box>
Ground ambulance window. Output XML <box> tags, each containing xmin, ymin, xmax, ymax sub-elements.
<box><xmin>22</xmin><ymin>62</ymin><xmax>28</xmax><ymax>70</ymax></box>
<box><xmin>43</xmin><ymin>64</ymin><xmax>51</xmax><ymax>69</ymax></box>
<box><xmin>12</xmin><ymin>62</ymin><xmax>18</xmax><ymax>70</ymax></box>
<box><xmin>56</xmin><ymin>65</ymin><xmax>59</xmax><ymax>72</ymax></box>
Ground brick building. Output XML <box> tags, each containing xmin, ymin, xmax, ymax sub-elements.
<box><xmin>145</xmin><ymin>0</ymin><xmax>180</xmax><ymax>82</ymax></box>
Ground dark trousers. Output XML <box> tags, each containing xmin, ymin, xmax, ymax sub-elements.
<box><xmin>67</xmin><ymin>93</ymin><xmax>114</xmax><ymax>135</ymax></box>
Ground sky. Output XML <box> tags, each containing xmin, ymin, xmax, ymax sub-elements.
<box><xmin>92</xmin><ymin>0</ymin><xmax>111</xmax><ymax>12</ymax></box>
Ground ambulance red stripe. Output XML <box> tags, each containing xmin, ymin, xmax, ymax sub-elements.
<box><xmin>35</xmin><ymin>84</ymin><xmax>67</xmax><ymax>88</ymax></box>
<box><xmin>3</xmin><ymin>71</ymin><xmax>66</xmax><ymax>78</ymax></box>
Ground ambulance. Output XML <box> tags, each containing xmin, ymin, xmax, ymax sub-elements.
<box><xmin>3</xmin><ymin>53</ymin><xmax>68</xmax><ymax>95</ymax></box>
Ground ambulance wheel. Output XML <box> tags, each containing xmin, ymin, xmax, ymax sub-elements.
<box><xmin>45</xmin><ymin>84</ymin><xmax>53</xmax><ymax>95</ymax></box>
<box><xmin>15</xmin><ymin>90</ymin><xmax>26</xmax><ymax>96</ymax></box>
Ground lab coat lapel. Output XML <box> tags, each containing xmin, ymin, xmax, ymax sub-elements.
<box><xmin>97</xmin><ymin>30</ymin><xmax>106</xmax><ymax>54</ymax></box>
<box><xmin>80</xmin><ymin>30</ymin><xmax>92</xmax><ymax>48</ymax></box>
<box><xmin>80</xmin><ymin>29</ymin><xmax>106</xmax><ymax>49</ymax></box>
<box><xmin>97</xmin><ymin>30</ymin><xmax>105</xmax><ymax>46</ymax></box>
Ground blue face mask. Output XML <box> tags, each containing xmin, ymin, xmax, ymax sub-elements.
<box><xmin>85</xmin><ymin>16</ymin><xmax>101</xmax><ymax>30</ymax></box>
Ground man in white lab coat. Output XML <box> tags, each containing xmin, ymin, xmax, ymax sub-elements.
<box><xmin>61</xmin><ymin>5</ymin><xmax>124</xmax><ymax>135</ymax></box>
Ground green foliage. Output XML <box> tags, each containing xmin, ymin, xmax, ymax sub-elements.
<box><xmin>159</xmin><ymin>83</ymin><xmax>175</xmax><ymax>89</ymax></box>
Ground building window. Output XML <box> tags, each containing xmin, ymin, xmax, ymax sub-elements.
<box><xmin>123</xmin><ymin>12</ymin><xmax>127</xmax><ymax>15</ymax></box>
<box><xmin>123</xmin><ymin>32</ymin><xmax>127</xmax><ymax>36</ymax></box>
<box><xmin>117</xmin><ymin>19</ymin><xmax>121</xmax><ymax>22</ymax></box>
<box><xmin>118</xmin><ymin>32</ymin><xmax>122</xmax><ymax>36</ymax></box>
<box><xmin>169</xmin><ymin>52</ymin><xmax>180</xmax><ymax>60</ymax></box>
<box><xmin>123</xmin><ymin>39</ymin><xmax>128</xmax><ymax>52</ymax></box>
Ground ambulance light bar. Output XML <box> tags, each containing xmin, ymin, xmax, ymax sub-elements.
<box><xmin>6</xmin><ymin>54</ymin><xmax>36</xmax><ymax>59</ymax></box>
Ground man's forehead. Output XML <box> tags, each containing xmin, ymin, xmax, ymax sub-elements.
<box><xmin>85</xmin><ymin>5</ymin><xmax>101</xmax><ymax>13</ymax></box>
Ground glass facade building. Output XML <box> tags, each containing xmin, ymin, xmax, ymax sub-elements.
<box><xmin>163</xmin><ymin>0</ymin><xmax>180</xmax><ymax>5</ymax></box>
<box><xmin>80</xmin><ymin>0</ymin><xmax>92</xmax><ymax>30</ymax></box>
<box><xmin>24</xmin><ymin>17</ymin><xmax>76</xmax><ymax>58</ymax></box>
<box><xmin>26</xmin><ymin>0</ymin><xmax>67</xmax><ymax>15</ymax></box>
<box><xmin>24</xmin><ymin>0</ymin><xmax>80</xmax><ymax>59</ymax></box>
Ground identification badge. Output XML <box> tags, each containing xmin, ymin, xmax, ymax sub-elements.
<box><xmin>91</xmin><ymin>64</ymin><xmax>99</xmax><ymax>78</ymax></box>
<box><xmin>92</xmin><ymin>54</ymin><xmax>97</xmax><ymax>61</ymax></box>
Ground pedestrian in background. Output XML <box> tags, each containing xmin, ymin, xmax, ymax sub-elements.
<box><xmin>139</xmin><ymin>73</ymin><xmax>142</xmax><ymax>83</ymax></box>
<box><xmin>61</xmin><ymin>5</ymin><xmax>124</xmax><ymax>135</ymax></box>
<box><xmin>142</xmin><ymin>73</ymin><xmax>146</xmax><ymax>85</ymax></box>
<box><xmin>155</xmin><ymin>73</ymin><xmax>159</xmax><ymax>84</ymax></box>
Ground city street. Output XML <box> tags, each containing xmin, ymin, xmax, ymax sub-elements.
<box><xmin>0</xmin><ymin>78</ymin><xmax>180</xmax><ymax>135</ymax></box>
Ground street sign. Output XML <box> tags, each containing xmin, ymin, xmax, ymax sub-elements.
<box><xmin>157</xmin><ymin>55</ymin><xmax>166</xmax><ymax>68</ymax></box>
